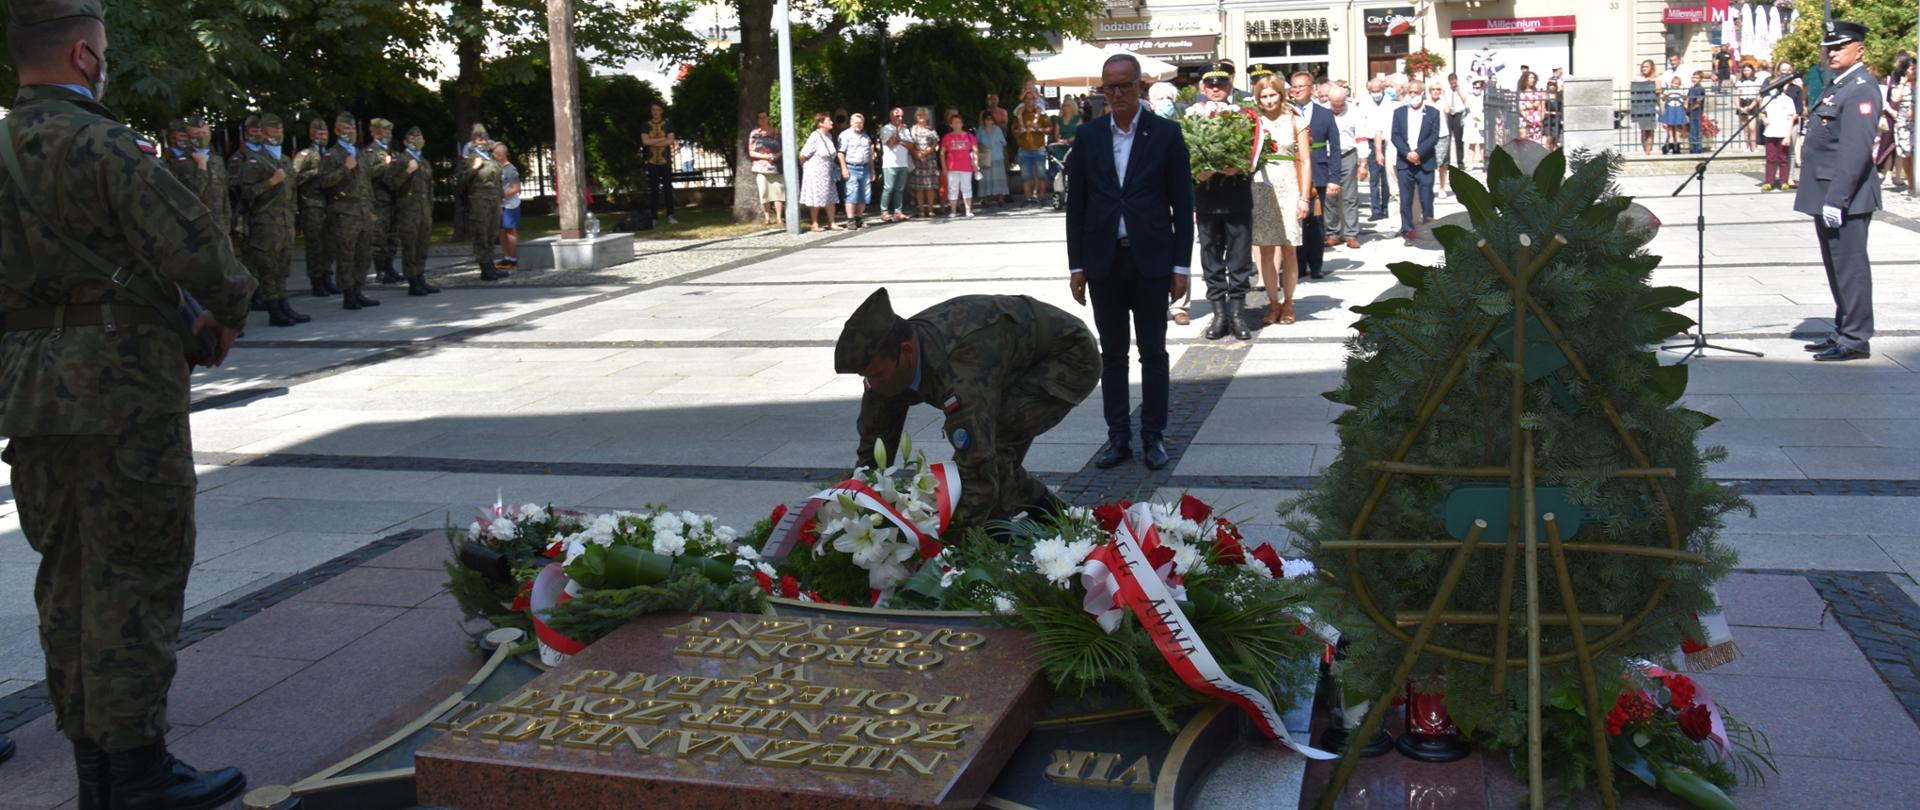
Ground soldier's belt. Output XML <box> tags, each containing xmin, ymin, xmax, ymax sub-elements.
<box><xmin>3</xmin><ymin>304</ymin><xmax>176</xmax><ymax>333</ymax></box>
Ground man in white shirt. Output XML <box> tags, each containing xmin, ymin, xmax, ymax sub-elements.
<box><xmin>1326</xmin><ymin>86</ymin><xmax>1366</xmax><ymax>247</ymax></box>
<box><xmin>1427</xmin><ymin>83</ymin><xmax>1453</xmax><ymax>197</ymax></box>
<box><xmin>1360</xmin><ymin>77</ymin><xmax>1397</xmax><ymax>221</ymax></box>
<box><xmin>1660</xmin><ymin>53</ymin><xmax>1689</xmax><ymax>89</ymax></box>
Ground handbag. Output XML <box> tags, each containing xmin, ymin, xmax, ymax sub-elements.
<box><xmin>0</xmin><ymin>118</ymin><xmax>221</xmax><ymax>367</ymax></box>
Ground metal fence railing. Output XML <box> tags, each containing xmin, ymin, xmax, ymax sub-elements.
<box><xmin>1613</xmin><ymin>87</ymin><xmax>1766</xmax><ymax>155</ymax></box>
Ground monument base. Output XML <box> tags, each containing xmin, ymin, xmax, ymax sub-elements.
<box><xmin>517</xmin><ymin>233</ymin><xmax>635</xmax><ymax>271</ymax></box>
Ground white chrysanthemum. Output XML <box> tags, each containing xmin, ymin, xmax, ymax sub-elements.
<box><xmin>487</xmin><ymin>517</ymin><xmax>517</xmax><ymax>541</ymax></box>
<box><xmin>1171</xmin><ymin>541</ymin><xmax>1209</xmax><ymax>576</ymax></box>
<box><xmin>651</xmin><ymin>511</ymin><xmax>684</xmax><ymax>535</ymax></box>
<box><xmin>1244</xmin><ymin>558</ymin><xmax>1276</xmax><ymax>579</ymax></box>
<box><xmin>1146</xmin><ymin>503</ymin><xmax>1203</xmax><ymax>542</ymax></box>
<box><xmin>1032</xmin><ymin>536</ymin><xmax>1095</xmax><ymax>586</ymax></box>
<box><xmin>1281</xmin><ymin>558</ymin><xmax>1316</xmax><ymax>579</ymax></box>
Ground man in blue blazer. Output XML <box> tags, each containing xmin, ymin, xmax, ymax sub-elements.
<box><xmin>1290</xmin><ymin>73</ymin><xmax>1343</xmax><ymax>280</ymax></box>
<box><xmin>1067</xmin><ymin>53</ymin><xmax>1195</xmax><ymax>471</ymax></box>
<box><xmin>1391</xmin><ymin>80</ymin><xmax>1441</xmax><ymax>246</ymax></box>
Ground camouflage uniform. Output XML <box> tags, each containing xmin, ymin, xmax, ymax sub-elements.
<box><xmin>291</xmin><ymin>132</ymin><xmax>332</xmax><ymax>288</ymax></box>
<box><xmin>161</xmin><ymin>120</ymin><xmax>231</xmax><ymax>240</ymax></box>
<box><xmin>317</xmin><ymin>114</ymin><xmax>374</xmax><ymax>292</ymax></box>
<box><xmin>385</xmin><ymin>130</ymin><xmax>436</xmax><ymax>282</ymax></box>
<box><xmin>457</xmin><ymin>126</ymin><xmax>503</xmax><ymax>274</ymax></box>
<box><xmin>839</xmin><ymin>290</ymin><xmax>1099</xmax><ymax>525</ymax></box>
<box><xmin>0</xmin><ymin>84</ymin><xmax>256</xmax><ymax>751</ymax></box>
<box><xmin>230</xmin><ymin>122</ymin><xmax>295</xmax><ymax>305</ymax></box>
<box><xmin>363</xmin><ymin>119</ymin><xmax>398</xmax><ymax>278</ymax></box>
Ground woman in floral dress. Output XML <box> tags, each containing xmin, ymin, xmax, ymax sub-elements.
<box><xmin>907</xmin><ymin>107</ymin><xmax>942</xmax><ymax>218</ymax></box>
<box><xmin>798</xmin><ymin>112</ymin><xmax>840</xmax><ymax>231</ymax></box>
<box><xmin>1517</xmin><ymin>70</ymin><xmax>1546</xmax><ymax>142</ymax></box>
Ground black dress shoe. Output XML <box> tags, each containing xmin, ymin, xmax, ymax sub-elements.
<box><xmin>1804</xmin><ymin>338</ymin><xmax>1837</xmax><ymax>353</ymax></box>
<box><xmin>1094</xmin><ymin>442</ymin><xmax>1134</xmax><ymax>469</ymax></box>
<box><xmin>1203</xmin><ymin>313</ymin><xmax>1230</xmax><ymax>340</ymax></box>
<box><xmin>107</xmin><ymin>741</ymin><xmax>246</xmax><ymax>810</ymax></box>
<box><xmin>1813</xmin><ymin>345</ymin><xmax>1870</xmax><ymax>362</ymax></box>
<box><xmin>1142</xmin><ymin>437</ymin><xmax>1170</xmax><ymax>471</ymax></box>
<box><xmin>1309</xmin><ymin>268</ymin><xmax>1326</xmax><ymax>280</ymax></box>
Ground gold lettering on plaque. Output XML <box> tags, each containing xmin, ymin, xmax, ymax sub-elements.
<box><xmin>1113</xmin><ymin>755</ymin><xmax>1157</xmax><ymax>793</ymax></box>
<box><xmin>1044</xmin><ymin>749</ymin><xmax>1096</xmax><ymax>784</ymax></box>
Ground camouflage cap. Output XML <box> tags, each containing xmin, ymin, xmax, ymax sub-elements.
<box><xmin>242</xmin><ymin>114</ymin><xmax>260</xmax><ymax>129</ymax></box>
<box><xmin>308</xmin><ymin>118</ymin><xmax>329</xmax><ymax>132</ymax></box>
<box><xmin>405</xmin><ymin>125</ymin><xmax>423</xmax><ymax>137</ymax></box>
<box><xmin>260</xmin><ymin>113</ymin><xmax>282</xmax><ymax>127</ymax></box>
<box><xmin>183</xmin><ymin>114</ymin><xmax>207</xmax><ymax>128</ymax></box>
<box><xmin>834</xmin><ymin>288</ymin><xmax>907</xmax><ymax>374</ymax></box>
<box><xmin>9</xmin><ymin>0</ymin><xmax>103</xmax><ymax>26</ymax></box>
<box><xmin>470</xmin><ymin>123</ymin><xmax>489</xmax><ymax>139</ymax></box>
<box><xmin>370</xmin><ymin>117</ymin><xmax>393</xmax><ymax>131</ymax></box>
<box><xmin>335</xmin><ymin>111</ymin><xmax>357</xmax><ymax>125</ymax></box>
<box><xmin>165</xmin><ymin>117</ymin><xmax>189</xmax><ymax>133</ymax></box>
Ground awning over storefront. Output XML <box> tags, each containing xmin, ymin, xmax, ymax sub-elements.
<box><xmin>1102</xmin><ymin>34</ymin><xmax>1221</xmax><ymax>66</ymax></box>
<box><xmin>1449</xmin><ymin>16</ymin><xmax>1577</xmax><ymax>36</ymax></box>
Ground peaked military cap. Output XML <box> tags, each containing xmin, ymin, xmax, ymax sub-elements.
<box><xmin>370</xmin><ymin>117</ymin><xmax>393</xmax><ymax>130</ymax></box>
<box><xmin>470</xmin><ymin>123</ymin><xmax>490</xmax><ymax>139</ymax></box>
<box><xmin>1248</xmin><ymin>63</ymin><xmax>1276</xmax><ymax>80</ymax></box>
<box><xmin>9</xmin><ymin>0</ymin><xmax>103</xmax><ymax>26</ymax></box>
<box><xmin>835</xmin><ymin>288</ymin><xmax>907</xmax><ymax>374</ymax></box>
<box><xmin>405</xmin><ymin>125</ymin><xmax>423</xmax><ymax>137</ymax></box>
<box><xmin>1822</xmin><ymin>19</ymin><xmax>1868</xmax><ymax>48</ymax></box>
<box><xmin>1202</xmin><ymin>62</ymin><xmax>1233</xmax><ymax>84</ymax></box>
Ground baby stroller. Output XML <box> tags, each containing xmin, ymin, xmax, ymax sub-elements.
<box><xmin>1046</xmin><ymin>142</ymin><xmax>1071</xmax><ymax>210</ymax></box>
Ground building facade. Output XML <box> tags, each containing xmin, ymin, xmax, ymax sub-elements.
<box><xmin>1081</xmin><ymin>1</ymin><xmax>1797</xmax><ymax>92</ymax></box>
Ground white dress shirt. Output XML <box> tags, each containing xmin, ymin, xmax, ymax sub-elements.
<box><xmin>1071</xmin><ymin>103</ymin><xmax>1188</xmax><ymax>277</ymax></box>
<box><xmin>1332</xmin><ymin>104</ymin><xmax>1365</xmax><ymax>152</ymax></box>
<box><xmin>1403</xmin><ymin>103</ymin><xmax>1425</xmax><ymax>154</ymax></box>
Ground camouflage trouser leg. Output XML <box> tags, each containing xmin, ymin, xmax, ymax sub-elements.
<box><xmin>243</xmin><ymin>237</ymin><xmax>292</xmax><ymax>302</ymax></box>
<box><xmin>326</xmin><ymin>210</ymin><xmax>368</xmax><ymax>291</ymax></box>
<box><xmin>7</xmin><ymin>416</ymin><xmax>196</xmax><ymax>751</ymax></box>
<box><xmin>471</xmin><ymin>214</ymin><xmax>499</xmax><ymax>269</ymax></box>
<box><xmin>301</xmin><ymin>206</ymin><xmax>330</xmax><ymax>281</ymax></box>
<box><xmin>370</xmin><ymin>203</ymin><xmax>395</xmax><ymax>262</ymax></box>
<box><xmin>400</xmin><ymin>215</ymin><xmax>429</xmax><ymax>279</ymax></box>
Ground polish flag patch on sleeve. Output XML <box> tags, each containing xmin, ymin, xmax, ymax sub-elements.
<box><xmin>942</xmin><ymin>395</ymin><xmax>961</xmax><ymax>413</ymax></box>
<box><xmin>1860</xmin><ymin>101</ymin><xmax>1875</xmax><ymax>116</ymax></box>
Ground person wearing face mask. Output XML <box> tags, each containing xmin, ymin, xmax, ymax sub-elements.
<box><xmin>389</xmin><ymin>126</ymin><xmax>440</xmax><ymax>296</ymax></box>
<box><xmin>317</xmin><ymin>111</ymin><xmax>379</xmax><ymax>309</ymax></box>
<box><xmin>459</xmin><ymin>124</ymin><xmax>507</xmax><ymax>280</ymax></box>
<box><xmin>292</xmin><ymin>118</ymin><xmax>340</xmax><ymax>297</ymax></box>
<box><xmin>0</xmin><ymin>1</ymin><xmax>256</xmax><ymax>803</ymax></box>
<box><xmin>835</xmin><ymin>287</ymin><xmax>1097</xmax><ymax>525</ymax></box>
<box><xmin>163</xmin><ymin>116</ymin><xmax>232</xmax><ymax>243</ymax></box>
<box><xmin>231</xmin><ymin>112</ymin><xmax>309</xmax><ymax>326</ymax></box>
<box><xmin>364</xmin><ymin>118</ymin><xmax>402</xmax><ymax>285</ymax></box>
<box><xmin>1361</xmin><ymin>77</ymin><xmax>1394</xmax><ymax>222</ymax></box>
<box><xmin>1390</xmin><ymin>79</ymin><xmax>1440</xmax><ymax>246</ymax></box>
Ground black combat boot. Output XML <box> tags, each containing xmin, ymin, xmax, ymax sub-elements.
<box><xmin>267</xmin><ymin>301</ymin><xmax>296</xmax><ymax>326</ymax></box>
<box><xmin>374</xmin><ymin>257</ymin><xmax>397</xmax><ymax>284</ymax></box>
<box><xmin>407</xmin><ymin>276</ymin><xmax>431</xmax><ymax>297</ymax></box>
<box><xmin>1229</xmin><ymin>299</ymin><xmax>1252</xmax><ymax>340</ymax></box>
<box><xmin>420</xmin><ymin>276</ymin><xmax>441</xmax><ymax>293</ymax></box>
<box><xmin>352</xmin><ymin>285</ymin><xmax>380</xmax><ymax>307</ymax></box>
<box><xmin>322</xmin><ymin>276</ymin><xmax>343</xmax><ymax>295</ymax></box>
<box><xmin>309</xmin><ymin>276</ymin><xmax>329</xmax><ymax>297</ymax></box>
<box><xmin>74</xmin><ymin>738</ymin><xmax>108</xmax><ymax>810</ymax></box>
<box><xmin>343</xmin><ymin>288</ymin><xmax>361</xmax><ymax>310</ymax></box>
<box><xmin>279</xmin><ymin>298</ymin><xmax>311</xmax><ymax>323</ymax></box>
<box><xmin>479</xmin><ymin>261</ymin><xmax>501</xmax><ymax>281</ymax></box>
<box><xmin>106</xmin><ymin>741</ymin><xmax>245</xmax><ymax>810</ymax></box>
<box><xmin>1203</xmin><ymin>310</ymin><xmax>1231</xmax><ymax>340</ymax></box>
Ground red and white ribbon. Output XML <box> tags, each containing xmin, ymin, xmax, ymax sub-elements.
<box><xmin>1081</xmin><ymin>503</ymin><xmax>1337</xmax><ymax>760</ymax></box>
<box><xmin>808</xmin><ymin>462</ymin><xmax>961</xmax><ymax>561</ymax></box>
<box><xmin>528</xmin><ymin>563</ymin><xmax>585</xmax><ymax>666</ymax></box>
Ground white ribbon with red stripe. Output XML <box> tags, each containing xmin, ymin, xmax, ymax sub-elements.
<box><xmin>1081</xmin><ymin>503</ymin><xmax>1337</xmax><ymax>760</ymax></box>
<box><xmin>807</xmin><ymin>462</ymin><xmax>961</xmax><ymax>561</ymax></box>
<box><xmin>529</xmin><ymin>562</ymin><xmax>585</xmax><ymax>666</ymax></box>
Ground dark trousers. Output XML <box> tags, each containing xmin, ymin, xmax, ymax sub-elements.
<box><xmin>1764</xmin><ymin>137</ymin><xmax>1790</xmax><ymax>186</ymax></box>
<box><xmin>1366</xmin><ymin>147</ymin><xmax>1390</xmax><ymax>217</ymax></box>
<box><xmin>1299</xmin><ymin>185</ymin><xmax>1328</xmax><ymax>275</ymax></box>
<box><xmin>1817</xmin><ymin>213</ymin><xmax>1874</xmax><ymax>351</ymax></box>
<box><xmin>1090</xmin><ymin>245</ymin><xmax>1169</xmax><ymax>445</ymax></box>
<box><xmin>1397</xmin><ymin>164</ymin><xmax>1435</xmax><ymax>236</ymax></box>
<box><xmin>646</xmin><ymin>164</ymin><xmax>675</xmax><ymax>215</ymax></box>
<box><xmin>1688</xmin><ymin>111</ymin><xmax>1704</xmax><ymax>153</ymax></box>
<box><xmin>1449</xmin><ymin>114</ymin><xmax>1467</xmax><ymax>167</ymax></box>
<box><xmin>1196</xmin><ymin>211</ymin><xmax>1253</xmax><ymax>308</ymax></box>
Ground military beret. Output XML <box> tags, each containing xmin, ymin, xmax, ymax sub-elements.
<box><xmin>9</xmin><ymin>0</ymin><xmax>103</xmax><ymax>26</ymax></box>
<box><xmin>470</xmin><ymin>123</ymin><xmax>490</xmax><ymax>139</ymax></box>
<box><xmin>370</xmin><ymin>117</ymin><xmax>393</xmax><ymax>130</ymax></box>
<box><xmin>405</xmin><ymin>125</ymin><xmax>423</xmax><ymax>137</ymax></box>
<box><xmin>335</xmin><ymin>111</ymin><xmax>357</xmax><ymax>125</ymax></box>
<box><xmin>260</xmin><ymin>113</ymin><xmax>282</xmax><ymax>127</ymax></box>
<box><xmin>308</xmin><ymin>118</ymin><xmax>329</xmax><ymax>131</ymax></box>
<box><xmin>835</xmin><ymin>288</ymin><xmax>907</xmax><ymax>374</ymax></box>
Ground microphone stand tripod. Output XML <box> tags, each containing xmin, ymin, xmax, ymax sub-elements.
<box><xmin>1664</xmin><ymin>75</ymin><xmax>1798</xmax><ymax>362</ymax></box>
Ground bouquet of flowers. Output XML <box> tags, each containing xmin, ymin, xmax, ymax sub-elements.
<box><xmin>444</xmin><ymin>498</ymin><xmax>586</xmax><ymax>634</ymax></box>
<box><xmin>1541</xmin><ymin>662</ymin><xmax>1775</xmax><ymax>807</ymax></box>
<box><xmin>770</xmin><ymin>434</ymin><xmax>959</xmax><ymax>606</ymax></box>
<box><xmin>1178</xmin><ymin>102</ymin><xmax>1258</xmax><ymax>178</ymax></box>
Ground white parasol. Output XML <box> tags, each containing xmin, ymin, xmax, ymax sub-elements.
<box><xmin>1029</xmin><ymin>42</ymin><xmax>1179</xmax><ymax>88</ymax></box>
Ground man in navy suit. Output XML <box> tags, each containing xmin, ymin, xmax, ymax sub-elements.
<box><xmin>1290</xmin><ymin>73</ymin><xmax>1343</xmax><ymax>280</ymax></box>
<box><xmin>1391</xmin><ymin>79</ymin><xmax>1440</xmax><ymax>246</ymax></box>
<box><xmin>1066</xmin><ymin>53</ymin><xmax>1195</xmax><ymax>471</ymax></box>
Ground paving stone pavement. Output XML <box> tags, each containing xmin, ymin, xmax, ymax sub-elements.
<box><xmin>4</xmin><ymin>169</ymin><xmax>1920</xmax><ymax>807</ymax></box>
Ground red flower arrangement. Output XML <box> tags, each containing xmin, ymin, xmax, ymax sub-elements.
<box><xmin>1569</xmin><ymin>663</ymin><xmax>1774</xmax><ymax>808</ymax></box>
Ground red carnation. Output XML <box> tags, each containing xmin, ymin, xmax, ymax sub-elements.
<box><xmin>1677</xmin><ymin>704</ymin><xmax>1712</xmax><ymax>742</ymax></box>
<box><xmin>752</xmin><ymin>570</ymin><xmax>774</xmax><ymax>595</ymax></box>
<box><xmin>1214</xmin><ymin>523</ymin><xmax>1247</xmax><ymax>564</ymax></box>
<box><xmin>1664</xmin><ymin>673</ymin><xmax>1698</xmax><ymax>708</ymax></box>
<box><xmin>1093</xmin><ymin>502</ymin><xmax>1130</xmax><ymax>532</ymax></box>
<box><xmin>778</xmin><ymin>575</ymin><xmax>801</xmax><ymax>599</ymax></box>
<box><xmin>1179</xmin><ymin>494</ymin><xmax>1213</xmax><ymax>523</ymax></box>
<box><xmin>798</xmin><ymin>518</ymin><xmax>818</xmax><ymax>547</ymax></box>
<box><xmin>768</xmin><ymin>503</ymin><xmax>788</xmax><ymax>525</ymax></box>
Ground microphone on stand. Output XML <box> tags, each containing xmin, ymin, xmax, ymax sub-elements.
<box><xmin>1757</xmin><ymin>68</ymin><xmax>1805</xmax><ymax>97</ymax></box>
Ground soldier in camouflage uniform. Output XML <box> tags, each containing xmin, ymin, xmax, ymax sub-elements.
<box><xmin>160</xmin><ymin>116</ymin><xmax>230</xmax><ymax>241</ymax></box>
<box><xmin>364</xmin><ymin>117</ymin><xmax>402</xmax><ymax>285</ymax></box>
<box><xmin>232</xmin><ymin>113</ymin><xmax>308</xmax><ymax>326</ymax></box>
<box><xmin>836</xmin><ymin>288</ymin><xmax>1099</xmax><ymax>525</ymax></box>
<box><xmin>317</xmin><ymin>111</ymin><xmax>380</xmax><ymax>308</ymax></box>
<box><xmin>0</xmin><ymin>1</ymin><xmax>252</xmax><ymax>802</ymax></box>
<box><xmin>458</xmin><ymin>124</ymin><xmax>506</xmax><ymax>280</ymax></box>
<box><xmin>385</xmin><ymin>125</ymin><xmax>440</xmax><ymax>296</ymax></box>
<box><xmin>292</xmin><ymin>118</ymin><xmax>340</xmax><ymax>297</ymax></box>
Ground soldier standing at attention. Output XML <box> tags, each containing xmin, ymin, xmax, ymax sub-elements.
<box><xmin>835</xmin><ymin>288</ymin><xmax>1099</xmax><ymax>524</ymax></box>
<box><xmin>388</xmin><ymin>125</ymin><xmax>440</xmax><ymax>296</ymax></box>
<box><xmin>231</xmin><ymin>114</ymin><xmax>268</xmax><ymax>312</ymax></box>
<box><xmin>365</xmin><ymin>117</ymin><xmax>402</xmax><ymax>285</ymax></box>
<box><xmin>319</xmin><ymin>111</ymin><xmax>379</xmax><ymax>308</ymax></box>
<box><xmin>161</xmin><ymin>116</ymin><xmax>230</xmax><ymax>241</ymax></box>
<box><xmin>0</xmin><ymin>0</ymin><xmax>254</xmax><ymax>802</ymax></box>
<box><xmin>233</xmin><ymin>112</ymin><xmax>308</xmax><ymax>326</ymax></box>
<box><xmin>459</xmin><ymin>124</ymin><xmax>506</xmax><ymax>280</ymax></box>
<box><xmin>1799</xmin><ymin>19</ymin><xmax>1881</xmax><ymax>363</ymax></box>
<box><xmin>185</xmin><ymin>115</ymin><xmax>230</xmax><ymax>240</ymax></box>
<box><xmin>293</xmin><ymin>118</ymin><xmax>340</xmax><ymax>297</ymax></box>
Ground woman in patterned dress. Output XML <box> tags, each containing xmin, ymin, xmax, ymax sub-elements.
<box><xmin>798</xmin><ymin>112</ymin><xmax>840</xmax><ymax>231</ymax></box>
<box><xmin>907</xmin><ymin>107</ymin><xmax>942</xmax><ymax>218</ymax></box>
<box><xmin>1247</xmin><ymin>76</ymin><xmax>1312</xmax><ymax>326</ymax></box>
<box><xmin>1517</xmin><ymin>70</ymin><xmax>1546</xmax><ymax>143</ymax></box>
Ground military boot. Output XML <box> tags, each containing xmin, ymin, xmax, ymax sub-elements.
<box><xmin>352</xmin><ymin>285</ymin><xmax>381</xmax><ymax>307</ymax></box>
<box><xmin>278</xmin><ymin>298</ymin><xmax>311</xmax><ymax>324</ymax></box>
<box><xmin>1203</xmin><ymin>310</ymin><xmax>1231</xmax><ymax>340</ymax></box>
<box><xmin>74</xmin><ymin>738</ymin><xmax>108</xmax><ymax>810</ymax></box>
<box><xmin>1229</xmin><ymin>299</ymin><xmax>1252</xmax><ymax>340</ymax></box>
<box><xmin>376</xmin><ymin>257</ymin><xmax>403</xmax><ymax>284</ymax></box>
<box><xmin>267</xmin><ymin>301</ymin><xmax>296</xmax><ymax>326</ymax></box>
<box><xmin>479</xmin><ymin>261</ymin><xmax>501</xmax><ymax>282</ymax></box>
<box><xmin>309</xmin><ymin>276</ymin><xmax>330</xmax><ymax>297</ymax></box>
<box><xmin>343</xmin><ymin>288</ymin><xmax>361</xmax><ymax>310</ymax></box>
<box><xmin>407</xmin><ymin>276</ymin><xmax>431</xmax><ymax>297</ymax></box>
<box><xmin>419</xmin><ymin>276</ymin><xmax>441</xmax><ymax>294</ymax></box>
<box><xmin>105</xmin><ymin>741</ymin><xmax>245</xmax><ymax>810</ymax></box>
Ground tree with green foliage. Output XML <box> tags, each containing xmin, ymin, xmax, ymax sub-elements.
<box><xmin>1772</xmin><ymin>0</ymin><xmax>1916</xmax><ymax>77</ymax></box>
<box><xmin>1289</xmin><ymin>147</ymin><xmax>1748</xmax><ymax>796</ymax></box>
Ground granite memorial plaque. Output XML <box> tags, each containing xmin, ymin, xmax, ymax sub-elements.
<box><xmin>415</xmin><ymin>611</ymin><xmax>1045</xmax><ymax>810</ymax></box>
